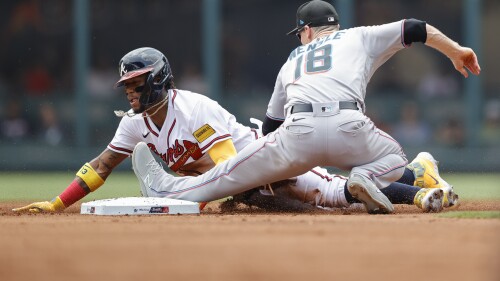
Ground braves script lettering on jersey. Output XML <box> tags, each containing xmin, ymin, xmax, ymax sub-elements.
<box><xmin>134</xmin><ymin>21</ymin><xmax>410</xmax><ymax>203</ymax></box>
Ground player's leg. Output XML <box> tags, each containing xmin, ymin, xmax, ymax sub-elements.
<box><xmin>393</xmin><ymin>152</ymin><xmax>459</xmax><ymax>207</ymax></box>
<box><xmin>292</xmin><ymin>167</ymin><xmax>444</xmax><ymax>212</ymax></box>
<box><xmin>404</xmin><ymin>152</ymin><xmax>459</xmax><ymax>207</ymax></box>
<box><xmin>221</xmin><ymin>167</ymin><xmax>351</xmax><ymax>212</ymax></box>
<box><xmin>371</xmin><ymin>182</ymin><xmax>444</xmax><ymax>212</ymax></box>
<box><xmin>372</xmin><ymin>152</ymin><xmax>458</xmax><ymax>208</ymax></box>
<box><xmin>275</xmin><ymin>167</ymin><xmax>443</xmax><ymax>212</ymax></box>
<box><xmin>290</xmin><ymin>167</ymin><xmax>351</xmax><ymax>209</ymax></box>
<box><xmin>226</xmin><ymin>167</ymin><xmax>443</xmax><ymax>213</ymax></box>
<box><xmin>288</xmin><ymin>167</ymin><xmax>404</xmax><ymax>211</ymax></box>
<box><xmin>318</xmin><ymin>110</ymin><xmax>405</xmax><ymax>214</ymax></box>
<box><xmin>223</xmin><ymin>182</ymin><xmax>320</xmax><ymax>212</ymax></box>
<box><xmin>348</xmin><ymin>153</ymin><xmax>405</xmax><ymax>214</ymax></box>
<box><xmin>132</xmin><ymin>127</ymin><xmax>316</xmax><ymax>202</ymax></box>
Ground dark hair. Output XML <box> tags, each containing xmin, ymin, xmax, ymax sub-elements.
<box><xmin>166</xmin><ymin>78</ymin><xmax>176</xmax><ymax>90</ymax></box>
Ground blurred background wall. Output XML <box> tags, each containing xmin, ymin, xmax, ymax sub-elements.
<box><xmin>0</xmin><ymin>0</ymin><xmax>498</xmax><ymax>172</ymax></box>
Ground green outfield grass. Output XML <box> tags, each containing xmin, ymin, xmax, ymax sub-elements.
<box><xmin>445</xmin><ymin>173</ymin><xmax>500</xmax><ymax>200</ymax></box>
<box><xmin>0</xmin><ymin>171</ymin><xmax>499</xmax><ymax>202</ymax></box>
<box><xmin>0</xmin><ymin>171</ymin><xmax>141</xmax><ymax>201</ymax></box>
<box><xmin>437</xmin><ymin>211</ymin><xmax>500</xmax><ymax>219</ymax></box>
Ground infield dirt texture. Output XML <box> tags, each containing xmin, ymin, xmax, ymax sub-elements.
<box><xmin>1</xmin><ymin>199</ymin><xmax>499</xmax><ymax>281</ymax></box>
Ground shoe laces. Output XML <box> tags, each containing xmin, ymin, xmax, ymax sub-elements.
<box><xmin>259</xmin><ymin>183</ymin><xmax>275</xmax><ymax>196</ymax></box>
<box><xmin>147</xmin><ymin>159</ymin><xmax>164</xmax><ymax>175</ymax></box>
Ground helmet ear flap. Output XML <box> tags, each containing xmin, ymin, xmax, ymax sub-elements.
<box><xmin>138</xmin><ymin>74</ymin><xmax>154</xmax><ymax>106</ymax></box>
<box><xmin>139</xmin><ymin>66</ymin><xmax>171</xmax><ymax>107</ymax></box>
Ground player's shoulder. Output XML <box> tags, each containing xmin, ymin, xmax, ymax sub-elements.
<box><xmin>171</xmin><ymin>89</ymin><xmax>221</xmax><ymax>117</ymax></box>
<box><xmin>171</xmin><ymin>89</ymin><xmax>217</xmax><ymax>106</ymax></box>
<box><xmin>355</xmin><ymin>20</ymin><xmax>405</xmax><ymax>33</ymax></box>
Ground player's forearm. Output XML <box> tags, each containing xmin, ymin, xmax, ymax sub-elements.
<box><xmin>424</xmin><ymin>24</ymin><xmax>462</xmax><ymax>60</ymax></box>
<box><xmin>55</xmin><ymin>162</ymin><xmax>106</xmax><ymax>209</ymax></box>
<box><xmin>55</xmin><ymin>150</ymin><xmax>125</xmax><ymax>209</ymax></box>
<box><xmin>89</xmin><ymin>150</ymin><xmax>127</xmax><ymax>180</ymax></box>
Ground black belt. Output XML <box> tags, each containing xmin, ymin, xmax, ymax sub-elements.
<box><xmin>290</xmin><ymin>102</ymin><xmax>358</xmax><ymax>114</ymax></box>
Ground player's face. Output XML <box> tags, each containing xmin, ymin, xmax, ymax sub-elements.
<box><xmin>123</xmin><ymin>74</ymin><xmax>147</xmax><ymax>113</ymax></box>
<box><xmin>296</xmin><ymin>25</ymin><xmax>311</xmax><ymax>45</ymax></box>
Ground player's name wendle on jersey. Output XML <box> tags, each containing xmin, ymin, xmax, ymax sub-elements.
<box><xmin>288</xmin><ymin>31</ymin><xmax>345</xmax><ymax>61</ymax></box>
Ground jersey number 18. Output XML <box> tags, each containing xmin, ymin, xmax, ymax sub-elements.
<box><xmin>294</xmin><ymin>45</ymin><xmax>332</xmax><ymax>80</ymax></box>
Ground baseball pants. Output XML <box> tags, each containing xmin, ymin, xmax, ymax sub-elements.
<box><xmin>147</xmin><ymin>103</ymin><xmax>407</xmax><ymax>202</ymax></box>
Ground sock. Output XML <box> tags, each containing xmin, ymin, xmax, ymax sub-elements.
<box><xmin>381</xmin><ymin>182</ymin><xmax>420</xmax><ymax>204</ymax></box>
<box><xmin>396</xmin><ymin>168</ymin><xmax>415</xmax><ymax>185</ymax></box>
<box><xmin>343</xmin><ymin>183</ymin><xmax>361</xmax><ymax>204</ymax></box>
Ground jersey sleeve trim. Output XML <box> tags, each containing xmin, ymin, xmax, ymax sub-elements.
<box><xmin>200</xmin><ymin>134</ymin><xmax>232</xmax><ymax>152</ymax></box>
<box><xmin>107</xmin><ymin>144</ymin><xmax>133</xmax><ymax>155</ymax></box>
<box><xmin>265</xmin><ymin>112</ymin><xmax>285</xmax><ymax>121</ymax></box>
<box><xmin>400</xmin><ymin>20</ymin><xmax>408</xmax><ymax>48</ymax></box>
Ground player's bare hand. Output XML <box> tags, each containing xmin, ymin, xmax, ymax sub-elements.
<box><xmin>12</xmin><ymin>201</ymin><xmax>59</xmax><ymax>213</ymax></box>
<box><xmin>450</xmin><ymin>47</ymin><xmax>481</xmax><ymax>78</ymax></box>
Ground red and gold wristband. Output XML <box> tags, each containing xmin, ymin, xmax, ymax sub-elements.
<box><xmin>57</xmin><ymin>180</ymin><xmax>87</xmax><ymax>208</ymax></box>
<box><xmin>57</xmin><ymin>163</ymin><xmax>105</xmax><ymax>208</ymax></box>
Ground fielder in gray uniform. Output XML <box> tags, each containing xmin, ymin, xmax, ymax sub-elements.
<box><xmin>132</xmin><ymin>0</ymin><xmax>480</xmax><ymax>214</ymax></box>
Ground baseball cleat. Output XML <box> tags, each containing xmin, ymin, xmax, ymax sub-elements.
<box><xmin>132</xmin><ymin>142</ymin><xmax>165</xmax><ymax>197</ymax></box>
<box><xmin>406</xmin><ymin>152</ymin><xmax>459</xmax><ymax>208</ymax></box>
<box><xmin>441</xmin><ymin>184</ymin><xmax>460</xmax><ymax>208</ymax></box>
<box><xmin>413</xmin><ymin>188</ymin><xmax>444</xmax><ymax>212</ymax></box>
<box><xmin>406</xmin><ymin>152</ymin><xmax>447</xmax><ymax>189</ymax></box>
<box><xmin>347</xmin><ymin>174</ymin><xmax>394</xmax><ymax>214</ymax></box>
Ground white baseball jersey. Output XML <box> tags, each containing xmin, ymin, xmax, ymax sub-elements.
<box><xmin>267</xmin><ymin>20</ymin><xmax>407</xmax><ymax>120</ymax></box>
<box><xmin>108</xmin><ymin>89</ymin><xmax>257</xmax><ymax>175</ymax></box>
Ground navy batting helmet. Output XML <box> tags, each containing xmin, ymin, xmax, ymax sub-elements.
<box><xmin>115</xmin><ymin>47</ymin><xmax>173</xmax><ymax>107</ymax></box>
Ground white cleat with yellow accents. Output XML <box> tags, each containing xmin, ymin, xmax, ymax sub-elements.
<box><xmin>407</xmin><ymin>152</ymin><xmax>459</xmax><ymax>209</ymax></box>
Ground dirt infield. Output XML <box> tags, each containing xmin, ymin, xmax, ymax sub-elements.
<box><xmin>1</xmin><ymin>200</ymin><xmax>499</xmax><ymax>281</ymax></box>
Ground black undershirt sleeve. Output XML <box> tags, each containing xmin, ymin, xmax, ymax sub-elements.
<box><xmin>262</xmin><ymin>116</ymin><xmax>283</xmax><ymax>136</ymax></box>
<box><xmin>403</xmin><ymin>19</ymin><xmax>427</xmax><ymax>45</ymax></box>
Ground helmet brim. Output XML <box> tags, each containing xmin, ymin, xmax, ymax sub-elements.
<box><xmin>114</xmin><ymin>67</ymin><xmax>154</xmax><ymax>88</ymax></box>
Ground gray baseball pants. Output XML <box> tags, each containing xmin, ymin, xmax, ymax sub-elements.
<box><xmin>149</xmin><ymin>102</ymin><xmax>408</xmax><ymax>202</ymax></box>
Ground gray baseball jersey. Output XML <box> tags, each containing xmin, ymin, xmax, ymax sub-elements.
<box><xmin>267</xmin><ymin>20</ymin><xmax>407</xmax><ymax>120</ymax></box>
<box><xmin>136</xmin><ymin>21</ymin><xmax>410</xmax><ymax>202</ymax></box>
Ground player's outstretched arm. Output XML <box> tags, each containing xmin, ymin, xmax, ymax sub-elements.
<box><xmin>13</xmin><ymin>149</ymin><xmax>127</xmax><ymax>213</ymax></box>
<box><xmin>425</xmin><ymin>23</ymin><xmax>481</xmax><ymax>78</ymax></box>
